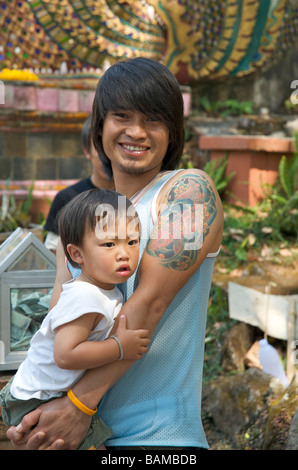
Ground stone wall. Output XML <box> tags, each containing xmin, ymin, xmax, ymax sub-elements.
<box><xmin>0</xmin><ymin>77</ymin><xmax>97</xmax><ymax>222</ymax></box>
<box><xmin>191</xmin><ymin>45</ymin><xmax>298</xmax><ymax>113</ymax></box>
<box><xmin>0</xmin><ymin>107</ymin><xmax>93</xmax><ymax>221</ymax></box>
<box><xmin>0</xmin><ymin>111</ymin><xmax>90</xmax><ymax>182</ymax></box>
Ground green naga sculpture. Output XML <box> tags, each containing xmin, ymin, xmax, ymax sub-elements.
<box><xmin>0</xmin><ymin>0</ymin><xmax>297</xmax><ymax>82</ymax></box>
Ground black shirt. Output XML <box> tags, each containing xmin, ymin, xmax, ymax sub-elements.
<box><xmin>44</xmin><ymin>177</ymin><xmax>96</xmax><ymax>235</ymax></box>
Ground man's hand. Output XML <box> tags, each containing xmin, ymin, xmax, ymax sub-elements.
<box><xmin>7</xmin><ymin>395</ymin><xmax>91</xmax><ymax>450</ymax></box>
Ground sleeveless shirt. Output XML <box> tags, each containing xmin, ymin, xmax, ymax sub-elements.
<box><xmin>92</xmin><ymin>171</ymin><xmax>219</xmax><ymax>448</ymax></box>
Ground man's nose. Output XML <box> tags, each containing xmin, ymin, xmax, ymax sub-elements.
<box><xmin>126</xmin><ymin>117</ymin><xmax>147</xmax><ymax>139</ymax></box>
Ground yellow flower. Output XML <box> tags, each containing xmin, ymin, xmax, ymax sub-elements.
<box><xmin>0</xmin><ymin>68</ymin><xmax>39</xmax><ymax>81</ymax></box>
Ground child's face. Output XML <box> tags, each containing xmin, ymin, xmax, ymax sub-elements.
<box><xmin>76</xmin><ymin>219</ymin><xmax>140</xmax><ymax>290</ymax></box>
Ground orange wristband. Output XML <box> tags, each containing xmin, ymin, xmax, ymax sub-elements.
<box><xmin>67</xmin><ymin>389</ymin><xmax>97</xmax><ymax>416</ymax></box>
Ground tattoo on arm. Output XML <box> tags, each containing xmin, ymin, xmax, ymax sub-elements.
<box><xmin>146</xmin><ymin>173</ymin><xmax>217</xmax><ymax>271</ymax></box>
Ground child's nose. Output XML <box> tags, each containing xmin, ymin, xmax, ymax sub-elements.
<box><xmin>117</xmin><ymin>245</ymin><xmax>129</xmax><ymax>259</ymax></box>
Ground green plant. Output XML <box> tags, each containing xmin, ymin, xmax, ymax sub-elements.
<box><xmin>203</xmin><ymin>152</ymin><xmax>235</xmax><ymax>196</ymax></box>
<box><xmin>199</xmin><ymin>96</ymin><xmax>220</xmax><ymax>115</ymax></box>
<box><xmin>258</xmin><ymin>141</ymin><xmax>298</xmax><ymax>241</ymax></box>
<box><xmin>0</xmin><ymin>181</ymin><xmax>34</xmax><ymax>233</ymax></box>
<box><xmin>199</xmin><ymin>97</ymin><xmax>254</xmax><ymax>116</ymax></box>
<box><xmin>218</xmin><ymin>99</ymin><xmax>254</xmax><ymax>116</ymax></box>
<box><xmin>220</xmin><ymin>138</ymin><xmax>298</xmax><ymax>270</ymax></box>
<box><xmin>284</xmin><ymin>98</ymin><xmax>297</xmax><ymax>114</ymax></box>
<box><xmin>179</xmin><ymin>153</ymin><xmax>194</xmax><ymax>169</ymax></box>
<box><xmin>203</xmin><ymin>285</ymin><xmax>234</xmax><ymax>384</ymax></box>
<box><xmin>279</xmin><ymin>136</ymin><xmax>298</xmax><ymax>198</ymax></box>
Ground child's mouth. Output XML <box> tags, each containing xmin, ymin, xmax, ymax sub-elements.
<box><xmin>116</xmin><ymin>265</ymin><xmax>131</xmax><ymax>276</ymax></box>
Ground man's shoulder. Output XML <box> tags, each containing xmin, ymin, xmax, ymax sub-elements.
<box><xmin>164</xmin><ymin>168</ymin><xmax>214</xmax><ymax>187</ymax></box>
<box><xmin>158</xmin><ymin>168</ymin><xmax>218</xmax><ymax>204</ymax></box>
<box><xmin>148</xmin><ymin>168</ymin><xmax>223</xmax><ymax>265</ymax></box>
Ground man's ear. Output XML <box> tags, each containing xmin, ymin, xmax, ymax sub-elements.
<box><xmin>67</xmin><ymin>243</ymin><xmax>84</xmax><ymax>266</ymax></box>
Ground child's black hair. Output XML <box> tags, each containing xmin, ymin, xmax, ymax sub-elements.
<box><xmin>58</xmin><ymin>188</ymin><xmax>139</xmax><ymax>268</ymax></box>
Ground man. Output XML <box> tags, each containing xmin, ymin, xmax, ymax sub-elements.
<box><xmin>7</xmin><ymin>57</ymin><xmax>223</xmax><ymax>450</ymax></box>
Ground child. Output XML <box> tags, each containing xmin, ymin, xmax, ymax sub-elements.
<box><xmin>0</xmin><ymin>188</ymin><xmax>149</xmax><ymax>450</ymax></box>
<box><xmin>44</xmin><ymin>114</ymin><xmax>114</xmax><ymax>253</ymax></box>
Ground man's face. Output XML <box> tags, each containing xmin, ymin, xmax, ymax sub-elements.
<box><xmin>101</xmin><ymin>110</ymin><xmax>169</xmax><ymax>176</ymax></box>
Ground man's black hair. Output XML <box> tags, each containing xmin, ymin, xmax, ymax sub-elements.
<box><xmin>92</xmin><ymin>57</ymin><xmax>185</xmax><ymax>179</ymax></box>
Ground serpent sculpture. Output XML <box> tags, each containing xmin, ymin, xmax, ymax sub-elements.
<box><xmin>0</xmin><ymin>0</ymin><xmax>297</xmax><ymax>82</ymax></box>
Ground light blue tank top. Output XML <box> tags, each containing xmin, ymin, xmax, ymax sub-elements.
<box><xmin>69</xmin><ymin>171</ymin><xmax>218</xmax><ymax>448</ymax></box>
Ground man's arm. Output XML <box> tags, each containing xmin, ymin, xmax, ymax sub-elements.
<box><xmin>70</xmin><ymin>170</ymin><xmax>223</xmax><ymax>409</ymax></box>
<box><xmin>135</xmin><ymin>169</ymin><xmax>223</xmax><ymax>326</ymax></box>
<box><xmin>7</xmin><ymin>169</ymin><xmax>223</xmax><ymax>449</ymax></box>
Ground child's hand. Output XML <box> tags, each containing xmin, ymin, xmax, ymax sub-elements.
<box><xmin>114</xmin><ymin>315</ymin><xmax>150</xmax><ymax>360</ymax></box>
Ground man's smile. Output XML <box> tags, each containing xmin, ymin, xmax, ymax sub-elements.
<box><xmin>120</xmin><ymin>143</ymin><xmax>150</xmax><ymax>154</ymax></box>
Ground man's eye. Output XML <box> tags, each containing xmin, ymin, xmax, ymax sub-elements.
<box><xmin>146</xmin><ymin>115</ymin><xmax>161</xmax><ymax>122</ymax></box>
<box><xmin>114</xmin><ymin>112</ymin><xmax>128</xmax><ymax>119</ymax></box>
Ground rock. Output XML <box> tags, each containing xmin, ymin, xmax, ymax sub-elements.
<box><xmin>287</xmin><ymin>407</ymin><xmax>298</xmax><ymax>450</ymax></box>
<box><xmin>202</xmin><ymin>368</ymin><xmax>285</xmax><ymax>446</ymax></box>
<box><xmin>262</xmin><ymin>374</ymin><xmax>298</xmax><ymax>450</ymax></box>
<box><xmin>203</xmin><ymin>369</ymin><xmax>298</xmax><ymax>449</ymax></box>
<box><xmin>221</xmin><ymin>322</ymin><xmax>254</xmax><ymax>372</ymax></box>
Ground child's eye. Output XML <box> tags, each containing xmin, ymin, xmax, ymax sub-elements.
<box><xmin>128</xmin><ymin>239</ymin><xmax>139</xmax><ymax>246</ymax></box>
<box><xmin>101</xmin><ymin>242</ymin><xmax>115</xmax><ymax>247</ymax></box>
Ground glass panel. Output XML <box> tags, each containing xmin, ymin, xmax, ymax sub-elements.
<box><xmin>8</xmin><ymin>246</ymin><xmax>54</xmax><ymax>271</ymax></box>
<box><xmin>10</xmin><ymin>287</ymin><xmax>53</xmax><ymax>351</ymax></box>
<box><xmin>0</xmin><ymin>228</ymin><xmax>27</xmax><ymax>266</ymax></box>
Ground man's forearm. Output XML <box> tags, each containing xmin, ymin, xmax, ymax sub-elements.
<box><xmin>59</xmin><ymin>294</ymin><xmax>158</xmax><ymax>448</ymax></box>
<box><xmin>70</xmin><ymin>289</ymin><xmax>166</xmax><ymax>409</ymax></box>
<box><xmin>71</xmin><ymin>358</ymin><xmax>134</xmax><ymax>410</ymax></box>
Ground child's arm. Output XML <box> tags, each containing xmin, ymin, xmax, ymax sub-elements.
<box><xmin>54</xmin><ymin>313</ymin><xmax>149</xmax><ymax>370</ymax></box>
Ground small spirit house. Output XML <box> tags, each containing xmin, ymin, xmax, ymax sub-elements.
<box><xmin>0</xmin><ymin>228</ymin><xmax>56</xmax><ymax>370</ymax></box>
